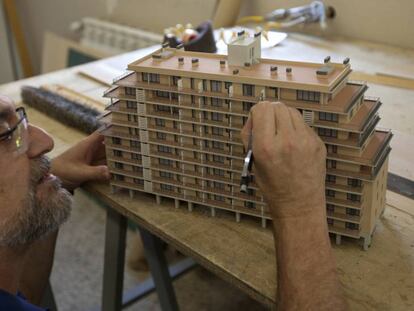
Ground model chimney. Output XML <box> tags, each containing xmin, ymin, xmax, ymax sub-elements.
<box><xmin>227</xmin><ymin>32</ymin><xmax>261</xmax><ymax>67</ymax></box>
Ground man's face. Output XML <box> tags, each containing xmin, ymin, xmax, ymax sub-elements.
<box><xmin>0</xmin><ymin>95</ymin><xmax>72</xmax><ymax>247</ymax></box>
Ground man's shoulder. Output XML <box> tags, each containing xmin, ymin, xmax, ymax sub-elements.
<box><xmin>0</xmin><ymin>289</ymin><xmax>46</xmax><ymax>311</ymax></box>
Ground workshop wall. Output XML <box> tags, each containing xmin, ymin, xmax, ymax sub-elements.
<box><xmin>14</xmin><ymin>0</ymin><xmax>414</xmax><ymax>75</ymax></box>
<box><xmin>242</xmin><ymin>0</ymin><xmax>414</xmax><ymax>49</ymax></box>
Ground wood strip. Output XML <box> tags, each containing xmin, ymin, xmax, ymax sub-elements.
<box><xmin>3</xmin><ymin>0</ymin><xmax>33</xmax><ymax>77</ymax></box>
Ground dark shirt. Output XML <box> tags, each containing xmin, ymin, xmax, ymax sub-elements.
<box><xmin>0</xmin><ymin>289</ymin><xmax>46</xmax><ymax>311</ymax></box>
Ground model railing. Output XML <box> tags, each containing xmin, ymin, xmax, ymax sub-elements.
<box><xmin>113</xmin><ymin>71</ymin><xmax>135</xmax><ymax>83</ymax></box>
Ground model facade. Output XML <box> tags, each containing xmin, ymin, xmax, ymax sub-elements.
<box><xmin>101</xmin><ymin>33</ymin><xmax>392</xmax><ymax>249</ymax></box>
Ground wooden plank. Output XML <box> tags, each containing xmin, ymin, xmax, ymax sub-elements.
<box><xmin>84</xmin><ymin>183</ymin><xmax>414</xmax><ymax>310</ymax></box>
<box><xmin>3</xmin><ymin>0</ymin><xmax>33</xmax><ymax>77</ymax></box>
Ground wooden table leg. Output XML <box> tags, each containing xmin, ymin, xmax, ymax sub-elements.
<box><xmin>138</xmin><ymin>227</ymin><xmax>179</xmax><ymax>311</ymax></box>
<box><xmin>102</xmin><ymin>207</ymin><xmax>127</xmax><ymax>311</ymax></box>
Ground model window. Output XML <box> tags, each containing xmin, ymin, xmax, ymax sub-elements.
<box><xmin>202</xmin><ymin>79</ymin><xmax>207</xmax><ymax>91</ymax></box>
<box><xmin>212</xmin><ymin>141</ymin><xmax>224</xmax><ymax>150</ymax></box>
<box><xmin>132</xmin><ymin>166</ymin><xmax>143</xmax><ymax>173</ymax></box>
<box><xmin>213</xmin><ymin>168</ymin><xmax>224</xmax><ymax>176</ymax></box>
<box><xmin>134</xmin><ymin>178</ymin><xmax>144</xmax><ymax>185</ymax></box>
<box><xmin>172</xmin><ymin>76</ymin><xmax>180</xmax><ymax>86</ymax></box>
<box><xmin>211</xmin><ymin>112</ymin><xmax>223</xmax><ymax>121</ymax></box>
<box><xmin>326</xmin><ymin>145</ymin><xmax>337</xmax><ymax>154</ymax></box>
<box><xmin>297</xmin><ymin>90</ymin><xmax>320</xmax><ymax>102</ymax></box>
<box><xmin>160</xmin><ymin>171</ymin><xmax>173</xmax><ymax>179</ymax></box>
<box><xmin>325</xmin><ymin>174</ymin><xmax>336</xmax><ymax>183</ymax></box>
<box><xmin>155</xmin><ymin>105</ymin><xmax>170</xmax><ymax>113</ymax></box>
<box><xmin>158</xmin><ymin>145</ymin><xmax>172</xmax><ymax>153</ymax></box>
<box><xmin>129</xmin><ymin>128</ymin><xmax>139</xmax><ymax>135</ymax></box>
<box><xmin>155</xmin><ymin>91</ymin><xmax>169</xmax><ymax>98</ymax></box>
<box><xmin>211</xmin><ymin>98</ymin><xmax>222</xmax><ymax>107</ymax></box>
<box><xmin>327</xmin><ymin>204</ymin><xmax>335</xmax><ymax>212</ymax></box>
<box><xmin>172</xmin><ymin>107</ymin><xmax>179</xmax><ymax>115</ymax></box>
<box><xmin>325</xmin><ymin>189</ymin><xmax>335</xmax><ymax>197</ymax></box>
<box><xmin>346</xmin><ymin>208</ymin><xmax>360</xmax><ymax>216</ymax></box>
<box><xmin>242</xmin><ymin>84</ymin><xmax>254</xmax><ymax>96</ymax></box>
<box><xmin>155</xmin><ymin>118</ymin><xmax>165</xmax><ymax>127</ymax></box>
<box><xmin>214</xmin><ymin>195</ymin><xmax>225</xmax><ymax>202</ymax></box>
<box><xmin>190</xmin><ymin>78</ymin><xmax>195</xmax><ymax>90</ymax></box>
<box><xmin>125</xmin><ymin>87</ymin><xmax>136</xmax><ymax>96</ymax></box>
<box><xmin>347</xmin><ymin>193</ymin><xmax>361</xmax><ymax>202</ymax></box>
<box><xmin>319</xmin><ymin>112</ymin><xmax>338</xmax><ymax>122</ymax></box>
<box><xmin>131</xmin><ymin>153</ymin><xmax>141</xmax><ymax>160</ymax></box>
<box><xmin>142</xmin><ymin>73</ymin><xmax>148</xmax><ymax>82</ymax></box>
<box><xmin>269</xmin><ymin>87</ymin><xmax>278</xmax><ymax>98</ymax></box>
<box><xmin>210</xmin><ymin>80</ymin><xmax>222</xmax><ymax>92</ymax></box>
<box><xmin>159</xmin><ymin>158</ymin><xmax>173</xmax><ymax>166</ymax></box>
<box><xmin>242</xmin><ymin>102</ymin><xmax>253</xmax><ymax>112</ymax></box>
<box><xmin>347</xmin><ymin>178</ymin><xmax>362</xmax><ymax>187</ymax></box>
<box><xmin>126</xmin><ymin>101</ymin><xmax>137</xmax><ymax>109</ymax></box>
<box><xmin>160</xmin><ymin>184</ymin><xmax>174</xmax><ymax>191</ymax></box>
<box><xmin>112</xmin><ymin>137</ymin><xmax>121</xmax><ymax>145</ymax></box>
<box><xmin>244</xmin><ymin>201</ymin><xmax>255</xmax><ymax>209</ymax></box>
<box><xmin>113</xmin><ymin>174</ymin><xmax>124</xmax><ymax>181</ymax></box>
<box><xmin>157</xmin><ymin>132</ymin><xmax>167</xmax><ymax>140</ymax></box>
<box><xmin>212</xmin><ymin>155</ymin><xmax>225</xmax><ymax>163</ymax></box>
<box><xmin>346</xmin><ymin>222</ymin><xmax>359</xmax><ymax>230</ymax></box>
<box><xmin>130</xmin><ymin>140</ymin><xmax>140</xmax><ymax>148</ymax></box>
<box><xmin>202</xmin><ymin>111</ymin><xmax>208</xmax><ymax>120</ymax></box>
<box><xmin>326</xmin><ymin>159</ymin><xmax>336</xmax><ymax>169</ymax></box>
<box><xmin>173</xmin><ymin>121</ymin><xmax>178</xmax><ymax>129</ymax></box>
<box><xmin>247</xmin><ymin>188</ymin><xmax>255</xmax><ymax>196</ymax></box>
<box><xmin>327</xmin><ymin>218</ymin><xmax>334</xmax><ymax>225</ymax></box>
<box><xmin>149</xmin><ymin>73</ymin><xmax>160</xmax><ymax>83</ymax></box>
<box><xmin>113</xmin><ymin>150</ymin><xmax>123</xmax><ymax>157</ymax></box>
<box><xmin>318</xmin><ymin>128</ymin><xmax>338</xmax><ymax>138</ymax></box>
<box><xmin>224</xmin><ymin>82</ymin><xmax>232</xmax><ymax>89</ymax></box>
<box><xmin>114</xmin><ymin>162</ymin><xmax>123</xmax><ymax>169</ymax></box>
<box><xmin>212</xmin><ymin>127</ymin><xmax>223</xmax><ymax>136</ymax></box>
<box><xmin>213</xmin><ymin>182</ymin><xmax>224</xmax><ymax>190</ymax></box>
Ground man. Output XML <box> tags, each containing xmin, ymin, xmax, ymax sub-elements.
<box><xmin>0</xmin><ymin>94</ymin><xmax>109</xmax><ymax>309</ymax></box>
<box><xmin>0</xmin><ymin>94</ymin><xmax>345</xmax><ymax>310</ymax></box>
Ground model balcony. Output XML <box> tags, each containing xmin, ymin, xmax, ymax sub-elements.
<box><xmin>108</xmin><ymin>167</ymin><xmax>144</xmax><ymax>179</ymax></box>
<box><xmin>110</xmin><ymin>179</ymin><xmax>145</xmax><ymax>192</ymax></box>
<box><xmin>326</xmin><ymin>196</ymin><xmax>363</xmax><ymax>209</ymax></box>
<box><xmin>328</xmin><ymin>225</ymin><xmax>360</xmax><ymax>239</ymax></box>
<box><xmin>327</xmin><ymin>130</ymin><xmax>392</xmax><ymax>167</ymax></box>
<box><xmin>107</xmin><ymin>154</ymin><xmax>142</xmax><ymax>166</ymax></box>
<box><xmin>105</xmin><ymin>99</ymin><xmax>138</xmax><ymax>114</ymax></box>
<box><xmin>325</xmin><ymin>181</ymin><xmax>364</xmax><ymax>194</ymax></box>
<box><xmin>326</xmin><ymin>211</ymin><xmax>361</xmax><ymax>224</ymax></box>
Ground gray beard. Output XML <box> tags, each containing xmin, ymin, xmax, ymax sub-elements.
<box><xmin>0</xmin><ymin>156</ymin><xmax>72</xmax><ymax>247</ymax></box>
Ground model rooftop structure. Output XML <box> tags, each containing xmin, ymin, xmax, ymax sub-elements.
<box><xmin>101</xmin><ymin>34</ymin><xmax>392</xmax><ymax>250</ymax></box>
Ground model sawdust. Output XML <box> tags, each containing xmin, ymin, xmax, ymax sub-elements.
<box><xmin>100</xmin><ymin>32</ymin><xmax>392</xmax><ymax>250</ymax></box>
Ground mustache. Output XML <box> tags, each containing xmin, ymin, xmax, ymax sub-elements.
<box><xmin>30</xmin><ymin>156</ymin><xmax>51</xmax><ymax>185</ymax></box>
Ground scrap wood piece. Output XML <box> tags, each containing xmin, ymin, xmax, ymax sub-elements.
<box><xmin>21</xmin><ymin>86</ymin><xmax>100</xmax><ymax>134</ymax></box>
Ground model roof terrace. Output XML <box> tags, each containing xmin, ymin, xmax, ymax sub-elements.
<box><xmin>128</xmin><ymin>48</ymin><xmax>352</xmax><ymax>93</ymax></box>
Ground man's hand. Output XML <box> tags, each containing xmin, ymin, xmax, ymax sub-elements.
<box><xmin>51</xmin><ymin>132</ymin><xmax>109</xmax><ymax>192</ymax></box>
<box><xmin>241</xmin><ymin>102</ymin><xmax>346</xmax><ymax>310</ymax></box>
<box><xmin>241</xmin><ymin>101</ymin><xmax>326</xmax><ymax>218</ymax></box>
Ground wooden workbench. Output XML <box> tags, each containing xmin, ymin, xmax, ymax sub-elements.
<box><xmin>0</xmin><ymin>35</ymin><xmax>413</xmax><ymax>310</ymax></box>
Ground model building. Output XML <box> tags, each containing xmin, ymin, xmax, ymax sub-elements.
<box><xmin>100</xmin><ymin>31</ymin><xmax>392</xmax><ymax>250</ymax></box>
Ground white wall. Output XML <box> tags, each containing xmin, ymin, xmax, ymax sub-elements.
<box><xmin>12</xmin><ymin>0</ymin><xmax>414</xmax><ymax>75</ymax></box>
<box><xmin>240</xmin><ymin>0</ymin><xmax>414</xmax><ymax>49</ymax></box>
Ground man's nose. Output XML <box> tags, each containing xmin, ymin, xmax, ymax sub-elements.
<box><xmin>26</xmin><ymin>125</ymin><xmax>54</xmax><ymax>158</ymax></box>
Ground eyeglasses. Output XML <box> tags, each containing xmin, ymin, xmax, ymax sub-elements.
<box><xmin>0</xmin><ymin>107</ymin><xmax>29</xmax><ymax>155</ymax></box>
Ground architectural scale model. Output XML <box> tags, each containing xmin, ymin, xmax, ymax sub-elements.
<box><xmin>101</xmin><ymin>31</ymin><xmax>392</xmax><ymax>249</ymax></box>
